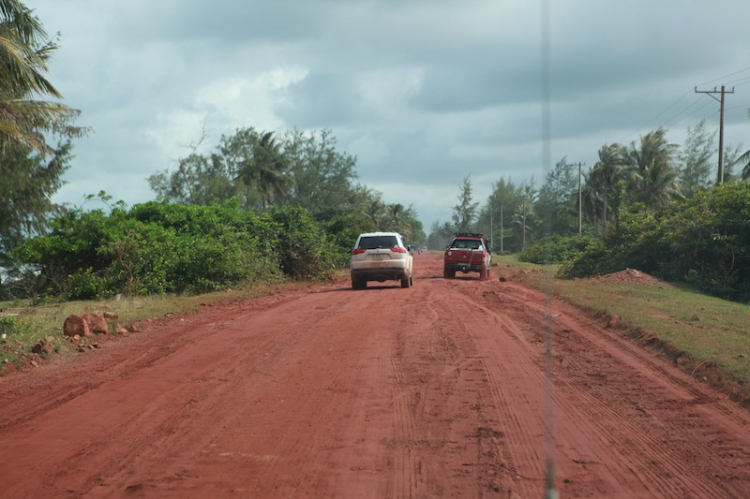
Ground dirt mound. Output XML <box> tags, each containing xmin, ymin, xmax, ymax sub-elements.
<box><xmin>589</xmin><ymin>268</ymin><xmax>662</xmax><ymax>286</ymax></box>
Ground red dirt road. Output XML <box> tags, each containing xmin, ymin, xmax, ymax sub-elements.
<box><xmin>1</xmin><ymin>252</ymin><xmax>750</xmax><ymax>498</ymax></box>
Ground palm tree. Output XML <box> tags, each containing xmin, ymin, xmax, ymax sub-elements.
<box><xmin>580</xmin><ymin>170</ymin><xmax>604</xmax><ymax>231</ymax></box>
<box><xmin>626</xmin><ymin>128</ymin><xmax>681</xmax><ymax>210</ymax></box>
<box><xmin>254</xmin><ymin>132</ymin><xmax>293</xmax><ymax>208</ymax></box>
<box><xmin>365</xmin><ymin>196</ymin><xmax>386</xmax><ymax>228</ymax></box>
<box><xmin>589</xmin><ymin>143</ymin><xmax>627</xmax><ymax>232</ymax></box>
<box><xmin>384</xmin><ymin>203</ymin><xmax>414</xmax><ymax>240</ymax></box>
<box><xmin>736</xmin><ymin>109</ymin><xmax>750</xmax><ymax>180</ymax></box>
<box><xmin>0</xmin><ymin>0</ymin><xmax>82</xmax><ymax>152</ymax></box>
<box><xmin>635</xmin><ymin>158</ymin><xmax>681</xmax><ymax>209</ymax></box>
<box><xmin>232</xmin><ymin>130</ymin><xmax>294</xmax><ymax>209</ymax></box>
<box><xmin>737</xmin><ymin>149</ymin><xmax>750</xmax><ymax>180</ymax></box>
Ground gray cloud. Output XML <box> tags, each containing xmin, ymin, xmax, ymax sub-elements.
<box><xmin>29</xmin><ymin>0</ymin><xmax>750</xmax><ymax>228</ymax></box>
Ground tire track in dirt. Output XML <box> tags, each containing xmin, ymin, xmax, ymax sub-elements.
<box><xmin>374</xmin><ymin>276</ymin><xmax>513</xmax><ymax>498</ymax></box>
<box><xmin>441</xmin><ymin>280</ymin><xmax>551</xmax><ymax>497</ymax></box>
<box><xmin>2</xmin><ymin>253</ymin><xmax>750</xmax><ymax>497</ymax></box>
<box><xmin>1</xmin><ymin>289</ymin><xmax>360</xmax><ymax>497</ymax></box>
<box><xmin>456</xmin><ymin>277</ymin><xmax>750</xmax><ymax>497</ymax></box>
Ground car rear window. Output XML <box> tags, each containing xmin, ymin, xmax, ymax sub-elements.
<box><xmin>358</xmin><ymin>235</ymin><xmax>398</xmax><ymax>250</ymax></box>
<box><xmin>450</xmin><ymin>239</ymin><xmax>482</xmax><ymax>250</ymax></box>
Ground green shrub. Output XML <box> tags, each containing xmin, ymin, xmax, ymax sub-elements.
<box><xmin>66</xmin><ymin>267</ymin><xmax>111</xmax><ymax>300</ymax></box>
<box><xmin>519</xmin><ymin>234</ymin><xmax>602</xmax><ymax>265</ymax></box>
<box><xmin>0</xmin><ymin>315</ymin><xmax>20</xmax><ymax>335</ymax></box>
<box><xmin>556</xmin><ymin>184</ymin><xmax>750</xmax><ymax>301</ymax></box>
<box><xmin>12</xmin><ymin>199</ymin><xmax>340</xmax><ymax>299</ymax></box>
<box><xmin>266</xmin><ymin>206</ymin><xmax>337</xmax><ymax>281</ymax></box>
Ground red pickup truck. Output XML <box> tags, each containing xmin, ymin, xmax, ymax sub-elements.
<box><xmin>443</xmin><ymin>233</ymin><xmax>492</xmax><ymax>280</ymax></box>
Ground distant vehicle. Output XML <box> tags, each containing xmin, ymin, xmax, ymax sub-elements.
<box><xmin>350</xmin><ymin>232</ymin><xmax>414</xmax><ymax>290</ymax></box>
<box><xmin>443</xmin><ymin>233</ymin><xmax>492</xmax><ymax>280</ymax></box>
<box><xmin>420</xmin><ymin>245</ymin><xmax>428</xmax><ymax>252</ymax></box>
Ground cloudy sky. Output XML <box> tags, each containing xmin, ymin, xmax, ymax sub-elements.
<box><xmin>32</xmin><ymin>0</ymin><xmax>750</xmax><ymax>228</ymax></box>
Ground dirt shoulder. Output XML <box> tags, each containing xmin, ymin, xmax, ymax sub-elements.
<box><xmin>1</xmin><ymin>252</ymin><xmax>749</xmax><ymax>497</ymax></box>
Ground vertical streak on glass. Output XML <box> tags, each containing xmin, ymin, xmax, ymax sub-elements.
<box><xmin>541</xmin><ymin>0</ymin><xmax>558</xmax><ymax>498</ymax></box>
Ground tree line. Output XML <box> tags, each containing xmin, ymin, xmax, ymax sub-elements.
<box><xmin>432</xmin><ymin>122</ymin><xmax>750</xmax><ymax>300</ymax></box>
<box><xmin>3</xmin><ymin>0</ymin><xmax>750</xmax><ymax>301</ymax></box>
<box><xmin>0</xmin><ymin>0</ymin><xmax>426</xmax><ymax>300</ymax></box>
<box><xmin>147</xmin><ymin>126</ymin><xmax>424</xmax><ymax>244</ymax></box>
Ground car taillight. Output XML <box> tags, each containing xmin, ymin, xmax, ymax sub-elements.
<box><xmin>390</xmin><ymin>247</ymin><xmax>407</xmax><ymax>253</ymax></box>
<box><xmin>351</xmin><ymin>248</ymin><xmax>367</xmax><ymax>255</ymax></box>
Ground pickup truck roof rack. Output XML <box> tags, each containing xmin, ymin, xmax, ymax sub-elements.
<box><xmin>455</xmin><ymin>232</ymin><xmax>484</xmax><ymax>238</ymax></box>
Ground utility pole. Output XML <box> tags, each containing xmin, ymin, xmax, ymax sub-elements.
<box><xmin>500</xmin><ymin>204</ymin><xmax>504</xmax><ymax>253</ymax></box>
<box><xmin>571</xmin><ymin>162</ymin><xmax>586</xmax><ymax>234</ymax></box>
<box><xmin>490</xmin><ymin>205</ymin><xmax>493</xmax><ymax>249</ymax></box>
<box><xmin>695</xmin><ymin>85</ymin><xmax>735</xmax><ymax>185</ymax></box>
<box><xmin>522</xmin><ymin>194</ymin><xmax>526</xmax><ymax>251</ymax></box>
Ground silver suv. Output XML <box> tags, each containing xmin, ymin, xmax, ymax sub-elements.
<box><xmin>350</xmin><ymin>232</ymin><xmax>414</xmax><ymax>290</ymax></box>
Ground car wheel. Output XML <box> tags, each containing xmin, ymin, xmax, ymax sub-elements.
<box><xmin>443</xmin><ymin>267</ymin><xmax>453</xmax><ymax>279</ymax></box>
<box><xmin>480</xmin><ymin>266</ymin><xmax>489</xmax><ymax>281</ymax></box>
<box><xmin>352</xmin><ymin>278</ymin><xmax>366</xmax><ymax>290</ymax></box>
<box><xmin>401</xmin><ymin>276</ymin><xmax>410</xmax><ymax>288</ymax></box>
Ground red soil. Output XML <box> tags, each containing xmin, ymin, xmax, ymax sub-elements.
<box><xmin>1</xmin><ymin>252</ymin><xmax>748</xmax><ymax>498</ymax></box>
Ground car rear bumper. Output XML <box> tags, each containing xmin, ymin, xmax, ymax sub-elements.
<box><xmin>444</xmin><ymin>262</ymin><xmax>485</xmax><ymax>273</ymax></box>
<box><xmin>351</xmin><ymin>267</ymin><xmax>409</xmax><ymax>282</ymax></box>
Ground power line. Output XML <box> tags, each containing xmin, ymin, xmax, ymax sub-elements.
<box><xmin>695</xmin><ymin>66</ymin><xmax>750</xmax><ymax>87</ymax></box>
<box><xmin>662</xmin><ymin>96</ymin><xmax>714</xmax><ymax>129</ymax></box>
<box><xmin>725</xmin><ymin>75</ymin><xmax>750</xmax><ymax>87</ymax></box>
<box><xmin>626</xmin><ymin>88</ymin><xmax>695</xmax><ymax>140</ymax></box>
<box><xmin>626</xmin><ymin>67</ymin><xmax>750</xmax><ymax>143</ymax></box>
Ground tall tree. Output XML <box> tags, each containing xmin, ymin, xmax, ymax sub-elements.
<box><xmin>678</xmin><ymin>120</ymin><xmax>715</xmax><ymax>198</ymax></box>
<box><xmin>536</xmin><ymin>158</ymin><xmax>577</xmax><ymax>235</ymax></box>
<box><xmin>148</xmin><ymin>129</ymin><xmax>260</xmax><ymax>209</ymax></box>
<box><xmin>148</xmin><ymin>152</ymin><xmax>249</xmax><ymax>206</ymax></box>
<box><xmin>427</xmin><ymin>220</ymin><xmax>457</xmax><ymax>250</ymax></box>
<box><xmin>451</xmin><ymin>175</ymin><xmax>479</xmax><ymax>233</ymax></box>
<box><xmin>586</xmin><ymin>143</ymin><xmax>627</xmax><ymax>233</ymax></box>
<box><xmin>0</xmin><ymin>140</ymin><xmax>72</xmax><ymax>266</ymax></box>
<box><xmin>625</xmin><ymin>128</ymin><xmax>681</xmax><ymax>210</ymax></box>
<box><xmin>476</xmin><ymin>177</ymin><xmax>524</xmax><ymax>252</ymax></box>
<box><xmin>0</xmin><ymin>1</ymin><xmax>85</xmax><ymax>276</ymax></box>
<box><xmin>514</xmin><ymin>182</ymin><xmax>537</xmax><ymax>250</ymax></box>
<box><xmin>723</xmin><ymin>144</ymin><xmax>746</xmax><ymax>183</ymax></box>
<box><xmin>152</xmin><ymin>127</ymin><xmax>360</xmax><ymax>213</ymax></box>
<box><xmin>0</xmin><ymin>0</ymin><xmax>84</xmax><ymax>152</ymax></box>
<box><xmin>218</xmin><ymin>128</ymin><xmax>294</xmax><ymax>210</ymax></box>
<box><xmin>283</xmin><ymin>128</ymin><xmax>358</xmax><ymax>215</ymax></box>
<box><xmin>253</xmin><ymin>132</ymin><xmax>293</xmax><ymax>208</ymax></box>
<box><xmin>735</xmin><ymin>108</ymin><xmax>750</xmax><ymax>180</ymax></box>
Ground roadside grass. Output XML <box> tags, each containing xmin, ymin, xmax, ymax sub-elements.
<box><xmin>494</xmin><ymin>254</ymin><xmax>750</xmax><ymax>403</ymax></box>
<box><xmin>0</xmin><ymin>278</ymin><xmax>326</xmax><ymax>373</ymax></box>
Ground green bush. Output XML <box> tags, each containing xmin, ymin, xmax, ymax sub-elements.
<box><xmin>266</xmin><ymin>206</ymin><xmax>337</xmax><ymax>281</ymax></box>
<box><xmin>0</xmin><ymin>315</ymin><xmax>20</xmax><ymax>335</ymax></box>
<box><xmin>557</xmin><ymin>184</ymin><xmax>750</xmax><ymax>301</ymax></box>
<box><xmin>315</xmin><ymin>209</ymin><xmax>376</xmax><ymax>266</ymax></box>
<box><xmin>12</xmin><ymin>199</ymin><xmax>340</xmax><ymax>299</ymax></box>
<box><xmin>66</xmin><ymin>267</ymin><xmax>111</xmax><ymax>300</ymax></box>
<box><xmin>519</xmin><ymin>234</ymin><xmax>603</xmax><ymax>265</ymax></box>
